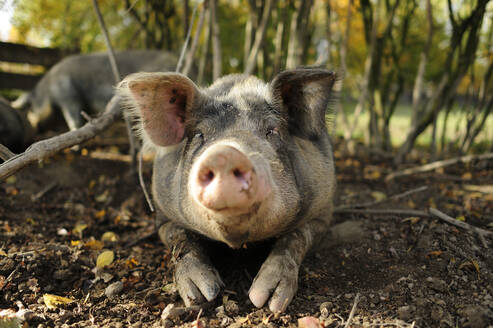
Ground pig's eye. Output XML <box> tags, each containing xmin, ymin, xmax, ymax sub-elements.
<box><xmin>266</xmin><ymin>127</ymin><xmax>279</xmax><ymax>137</ymax></box>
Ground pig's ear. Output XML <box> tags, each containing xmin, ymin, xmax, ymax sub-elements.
<box><xmin>118</xmin><ymin>72</ymin><xmax>201</xmax><ymax>147</ymax></box>
<box><xmin>271</xmin><ymin>68</ymin><xmax>338</xmax><ymax>137</ymax></box>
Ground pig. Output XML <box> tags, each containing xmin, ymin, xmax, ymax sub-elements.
<box><xmin>12</xmin><ymin>50</ymin><xmax>179</xmax><ymax>132</ymax></box>
<box><xmin>0</xmin><ymin>96</ymin><xmax>32</xmax><ymax>153</ymax></box>
<box><xmin>118</xmin><ymin>68</ymin><xmax>337</xmax><ymax>312</ymax></box>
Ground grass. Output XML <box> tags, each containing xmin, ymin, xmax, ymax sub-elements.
<box><xmin>331</xmin><ymin>101</ymin><xmax>493</xmax><ymax>152</ymax></box>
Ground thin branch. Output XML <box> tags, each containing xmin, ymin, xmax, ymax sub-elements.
<box><xmin>386</xmin><ymin>152</ymin><xmax>493</xmax><ymax>181</ymax></box>
<box><xmin>344</xmin><ymin>293</ymin><xmax>360</xmax><ymax>328</ymax></box>
<box><xmin>336</xmin><ymin>186</ymin><xmax>428</xmax><ymax>210</ymax></box>
<box><xmin>176</xmin><ymin>0</ymin><xmax>200</xmax><ymax>73</ymax></box>
<box><xmin>92</xmin><ymin>0</ymin><xmax>120</xmax><ymax>82</ymax></box>
<box><xmin>0</xmin><ymin>95</ymin><xmax>122</xmax><ymax>181</ymax></box>
<box><xmin>0</xmin><ymin>144</ymin><xmax>15</xmax><ymax>161</ymax></box>
<box><xmin>334</xmin><ymin>208</ymin><xmax>431</xmax><ymax>218</ymax></box>
<box><xmin>429</xmin><ymin>208</ymin><xmax>492</xmax><ymax>245</ymax></box>
<box><xmin>182</xmin><ymin>0</ymin><xmax>208</xmax><ymax>76</ymax></box>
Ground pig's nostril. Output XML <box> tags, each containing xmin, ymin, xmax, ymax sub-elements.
<box><xmin>233</xmin><ymin>169</ymin><xmax>242</xmax><ymax>178</ymax></box>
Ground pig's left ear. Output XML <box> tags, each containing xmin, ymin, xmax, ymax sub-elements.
<box><xmin>118</xmin><ymin>72</ymin><xmax>202</xmax><ymax>147</ymax></box>
<box><xmin>271</xmin><ymin>68</ymin><xmax>337</xmax><ymax>137</ymax></box>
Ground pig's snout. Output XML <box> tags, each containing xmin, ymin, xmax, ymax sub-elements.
<box><xmin>192</xmin><ymin>145</ymin><xmax>270</xmax><ymax>213</ymax></box>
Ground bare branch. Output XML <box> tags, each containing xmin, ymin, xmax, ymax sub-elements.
<box><xmin>0</xmin><ymin>144</ymin><xmax>15</xmax><ymax>161</ymax></box>
<box><xmin>336</xmin><ymin>186</ymin><xmax>428</xmax><ymax>210</ymax></box>
<box><xmin>386</xmin><ymin>152</ymin><xmax>493</xmax><ymax>181</ymax></box>
<box><xmin>334</xmin><ymin>208</ymin><xmax>431</xmax><ymax>218</ymax></box>
<box><xmin>176</xmin><ymin>1</ymin><xmax>200</xmax><ymax>73</ymax></box>
<box><xmin>0</xmin><ymin>95</ymin><xmax>122</xmax><ymax>181</ymax></box>
<box><xmin>182</xmin><ymin>0</ymin><xmax>208</xmax><ymax>76</ymax></box>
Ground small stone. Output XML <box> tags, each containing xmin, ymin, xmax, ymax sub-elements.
<box><xmin>105</xmin><ymin>281</ymin><xmax>124</xmax><ymax>299</ymax></box>
<box><xmin>319</xmin><ymin>302</ymin><xmax>333</xmax><ymax>318</ymax></box>
<box><xmin>397</xmin><ymin>305</ymin><xmax>415</xmax><ymax>321</ymax></box>
<box><xmin>426</xmin><ymin>277</ymin><xmax>448</xmax><ymax>293</ymax></box>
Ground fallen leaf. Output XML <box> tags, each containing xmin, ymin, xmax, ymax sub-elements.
<box><xmin>371</xmin><ymin>191</ymin><xmax>386</xmax><ymax>201</ymax></box>
<box><xmin>0</xmin><ymin>249</ymin><xmax>7</xmax><ymax>256</ymax></box>
<box><xmin>461</xmin><ymin>172</ymin><xmax>472</xmax><ymax>180</ymax></box>
<box><xmin>72</xmin><ymin>223</ymin><xmax>88</xmax><ymax>235</ymax></box>
<box><xmin>95</xmin><ymin>209</ymin><xmax>106</xmax><ymax>219</ymax></box>
<box><xmin>85</xmin><ymin>240</ymin><xmax>104</xmax><ymax>250</ymax></box>
<box><xmin>402</xmin><ymin>217</ymin><xmax>420</xmax><ymax>224</ymax></box>
<box><xmin>96</xmin><ymin>250</ymin><xmax>115</xmax><ymax>268</ymax></box>
<box><xmin>43</xmin><ymin>294</ymin><xmax>75</xmax><ymax>309</ymax></box>
<box><xmin>456</xmin><ymin>216</ymin><xmax>466</xmax><ymax>222</ymax></box>
<box><xmin>81</xmin><ymin>148</ymin><xmax>89</xmax><ymax>156</ymax></box>
<box><xmin>71</xmin><ymin>240</ymin><xmax>82</xmax><ymax>246</ymax></box>
<box><xmin>125</xmin><ymin>257</ymin><xmax>139</xmax><ymax>268</ymax></box>
<box><xmin>101</xmin><ymin>231</ymin><xmax>118</xmax><ymax>242</ymax></box>
<box><xmin>95</xmin><ymin>190</ymin><xmax>109</xmax><ymax>203</ymax></box>
<box><xmin>5</xmin><ymin>176</ymin><xmax>16</xmax><ymax>184</ymax></box>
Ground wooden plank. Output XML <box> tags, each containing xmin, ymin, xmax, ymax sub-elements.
<box><xmin>0</xmin><ymin>71</ymin><xmax>42</xmax><ymax>90</ymax></box>
<box><xmin>0</xmin><ymin>41</ymin><xmax>63</xmax><ymax>67</ymax></box>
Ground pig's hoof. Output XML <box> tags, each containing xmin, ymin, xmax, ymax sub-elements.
<box><xmin>175</xmin><ymin>252</ymin><xmax>224</xmax><ymax>306</ymax></box>
<box><xmin>248</xmin><ymin>255</ymin><xmax>298</xmax><ymax>312</ymax></box>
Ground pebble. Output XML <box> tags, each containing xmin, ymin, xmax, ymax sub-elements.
<box><xmin>105</xmin><ymin>281</ymin><xmax>124</xmax><ymax>299</ymax></box>
<box><xmin>426</xmin><ymin>277</ymin><xmax>448</xmax><ymax>293</ymax></box>
<box><xmin>397</xmin><ymin>305</ymin><xmax>415</xmax><ymax>322</ymax></box>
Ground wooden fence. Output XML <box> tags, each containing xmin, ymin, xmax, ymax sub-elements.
<box><xmin>0</xmin><ymin>41</ymin><xmax>65</xmax><ymax>90</ymax></box>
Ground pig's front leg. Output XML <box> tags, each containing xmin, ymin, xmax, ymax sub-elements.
<box><xmin>249</xmin><ymin>218</ymin><xmax>329</xmax><ymax>312</ymax></box>
<box><xmin>158</xmin><ymin>222</ymin><xmax>224</xmax><ymax>306</ymax></box>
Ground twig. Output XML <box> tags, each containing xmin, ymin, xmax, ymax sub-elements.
<box><xmin>0</xmin><ymin>95</ymin><xmax>122</xmax><ymax>181</ymax></box>
<box><xmin>176</xmin><ymin>0</ymin><xmax>200</xmax><ymax>73</ymax></box>
<box><xmin>31</xmin><ymin>181</ymin><xmax>57</xmax><ymax>202</ymax></box>
<box><xmin>182</xmin><ymin>0</ymin><xmax>208</xmax><ymax>76</ymax></box>
<box><xmin>139</xmin><ymin>150</ymin><xmax>154</xmax><ymax>212</ymax></box>
<box><xmin>336</xmin><ymin>186</ymin><xmax>428</xmax><ymax>210</ymax></box>
<box><xmin>334</xmin><ymin>208</ymin><xmax>431</xmax><ymax>218</ymax></box>
<box><xmin>0</xmin><ymin>144</ymin><xmax>15</xmax><ymax>161</ymax></box>
<box><xmin>429</xmin><ymin>207</ymin><xmax>491</xmax><ymax>247</ymax></box>
<box><xmin>92</xmin><ymin>0</ymin><xmax>137</xmax><ymax>171</ymax></box>
<box><xmin>386</xmin><ymin>152</ymin><xmax>493</xmax><ymax>181</ymax></box>
<box><xmin>344</xmin><ymin>293</ymin><xmax>360</xmax><ymax>328</ymax></box>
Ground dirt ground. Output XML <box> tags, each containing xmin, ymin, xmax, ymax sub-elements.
<box><xmin>1</xmin><ymin>132</ymin><xmax>492</xmax><ymax>328</ymax></box>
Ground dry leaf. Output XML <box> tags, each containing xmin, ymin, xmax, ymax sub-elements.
<box><xmin>43</xmin><ymin>294</ymin><xmax>75</xmax><ymax>309</ymax></box>
<box><xmin>0</xmin><ymin>249</ymin><xmax>7</xmax><ymax>256</ymax></box>
<box><xmin>402</xmin><ymin>217</ymin><xmax>420</xmax><ymax>224</ymax></box>
<box><xmin>5</xmin><ymin>176</ymin><xmax>16</xmax><ymax>184</ymax></box>
<box><xmin>456</xmin><ymin>216</ymin><xmax>466</xmax><ymax>222</ymax></box>
<box><xmin>85</xmin><ymin>240</ymin><xmax>104</xmax><ymax>250</ymax></box>
<box><xmin>72</xmin><ymin>223</ymin><xmax>88</xmax><ymax>235</ymax></box>
<box><xmin>96</xmin><ymin>250</ymin><xmax>115</xmax><ymax>268</ymax></box>
<box><xmin>95</xmin><ymin>209</ymin><xmax>106</xmax><ymax>219</ymax></box>
<box><xmin>71</xmin><ymin>240</ymin><xmax>82</xmax><ymax>246</ymax></box>
<box><xmin>371</xmin><ymin>191</ymin><xmax>387</xmax><ymax>201</ymax></box>
<box><xmin>101</xmin><ymin>231</ymin><xmax>118</xmax><ymax>242</ymax></box>
<box><xmin>464</xmin><ymin>184</ymin><xmax>493</xmax><ymax>194</ymax></box>
<box><xmin>461</xmin><ymin>172</ymin><xmax>472</xmax><ymax>180</ymax></box>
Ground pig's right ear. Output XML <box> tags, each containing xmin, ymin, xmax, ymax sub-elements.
<box><xmin>117</xmin><ymin>72</ymin><xmax>200</xmax><ymax>147</ymax></box>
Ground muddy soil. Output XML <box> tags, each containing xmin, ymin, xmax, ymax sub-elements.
<box><xmin>1</xmin><ymin>137</ymin><xmax>492</xmax><ymax>328</ymax></box>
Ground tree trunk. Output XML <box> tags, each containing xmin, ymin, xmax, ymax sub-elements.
<box><xmin>286</xmin><ymin>0</ymin><xmax>313</xmax><ymax>69</ymax></box>
<box><xmin>396</xmin><ymin>0</ymin><xmax>489</xmax><ymax>164</ymax></box>
<box><xmin>244</xmin><ymin>0</ymin><xmax>275</xmax><ymax>75</ymax></box>
<box><xmin>272</xmin><ymin>2</ymin><xmax>287</xmax><ymax>76</ymax></box>
<box><xmin>411</xmin><ymin>0</ymin><xmax>433</xmax><ymax>127</ymax></box>
<box><xmin>210</xmin><ymin>0</ymin><xmax>222</xmax><ymax>80</ymax></box>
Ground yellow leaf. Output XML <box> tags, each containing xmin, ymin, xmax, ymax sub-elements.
<box><xmin>407</xmin><ymin>199</ymin><xmax>416</xmax><ymax>208</ymax></box>
<box><xmin>95</xmin><ymin>209</ymin><xmax>106</xmax><ymax>219</ymax></box>
<box><xmin>88</xmin><ymin>180</ymin><xmax>96</xmax><ymax>190</ymax></box>
<box><xmin>401</xmin><ymin>217</ymin><xmax>420</xmax><ymax>224</ymax></box>
<box><xmin>6</xmin><ymin>176</ymin><xmax>16</xmax><ymax>184</ymax></box>
<box><xmin>81</xmin><ymin>148</ymin><xmax>89</xmax><ymax>156</ymax></box>
<box><xmin>461</xmin><ymin>172</ymin><xmax>472</xmax><ymax>180</ymax></box>
<box><xmin>95</xmin><ymin>190</ymin><xmax>109</xmax><ymax>203</ymax></box>
<box><xmin>43</xmin><ymin>294</ymin><xmax>75</xmax><ymax>309</ymax></box>
<box><xmin>85</xmin><ymin>240</ymin><xmax>104</xmax><ymax>250</ymax></box>
<box><xmin>456</xmin><ymin>216</ymin><xmax>466</xmax><ymax>222</ymax></box>
<box><xmin>96</xmin><ymin>250</ymin><xmax>115</xmax><ymax>268</ymax></box>
<box><xmin>72</xmin><ymin>223</ymin><xmax>87</xmax><ymax>235</ymax></box>
<box><xmin>0</xmin><ymin>249</ymin><xmax>7</xmax><ymax>256</ymax></box>
<box><xmin>371</xmin><ymin>191</ymin><xmax>386</xmax><ymax>201</ymax></box>
<box><xmin>71</xmin><ymin>240</ymin><xmax>82</xmax><ymax>246</ymax></box>
<box><xmin>101</xmin><ymin>231</ymin><xmax>119</xmax><ymax>242</ymax></box>
<box><xmin>125</xmin><ymin>257</ymin><xmax>139</xmax><ymax>268</ymax></box>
